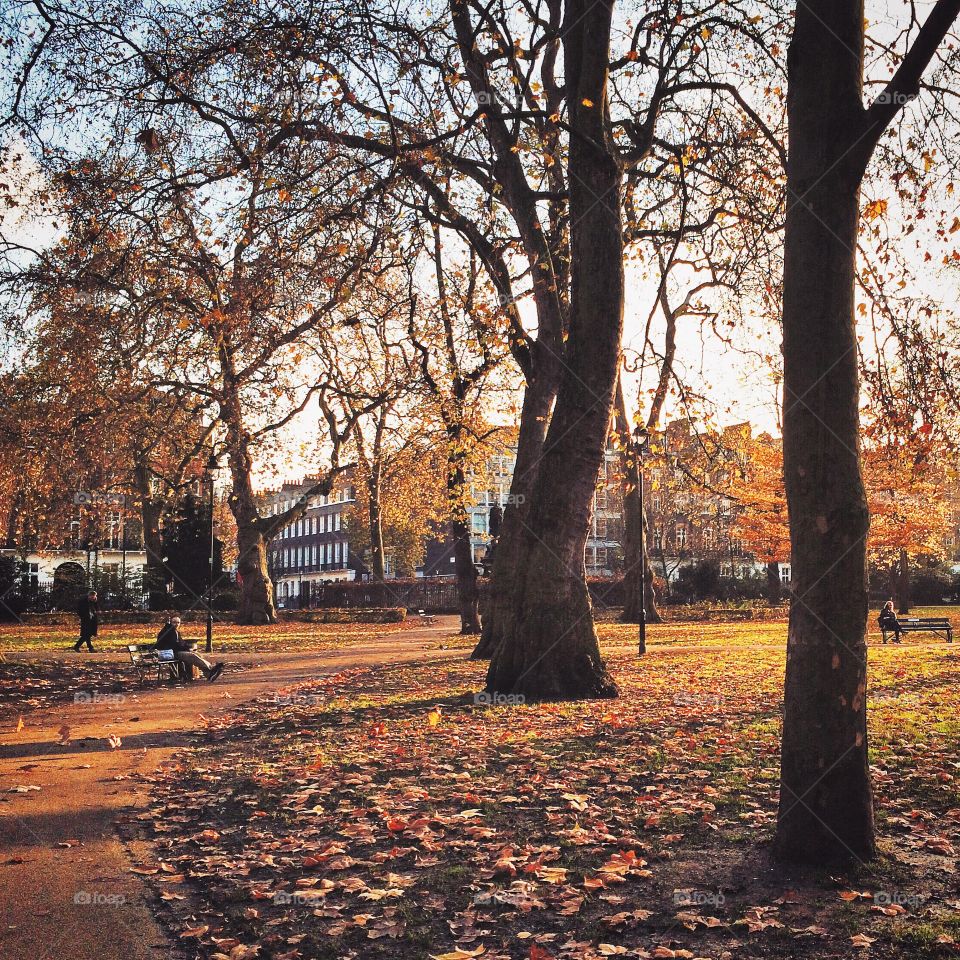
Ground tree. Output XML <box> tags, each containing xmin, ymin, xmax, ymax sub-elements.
<box><xmin>776</xmin><ymin>0</ymin><xmax>960</xmax><ymax>865</ymax></box>
<box><xmin>163</xmin><ymin>492</ymin><xmax>224</xmax><ymax>603</ymax></box>
<box><xmin>864</xmin><ymin>441</ymin><xmax>947</xmax><ymax>614</ymax></box>
<box><xmin>730</xmin><ymin>433</ymin><xmax>790</xmax><ymax>604</ymax></box>
<box><xmin>408</xmin><ymin>222</ymin><xmax>512</xmax><ymax>634</ymax></box>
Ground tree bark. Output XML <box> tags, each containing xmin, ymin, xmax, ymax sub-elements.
<box><xmin>368</xmin><ymin>462</ymin><xmax>386</xmax><ymax>581</ymax></box>
<box><xmin>765</xmin><ymin>561</ymin><xmax>782</xmax><ymax>606</ymax></box>
<box><xmin>448</xmin><ymin>450</ymin><xmax>481</xmax><ymax>634</ymax></box>
<box><xmin>469</xmin><ymin>365</ymin><xmax>558</xmax><ymax>658</ymax></box>
<box><xmin>485</xmin><ymin>0</ymin><xmax>620</xmax><ymax>701</ymax></box>
<box><xmin>775</xmin><ymin>0</ymin><xmax>874</xmax><ymax>864</ymax></box>
<box><xmin>896</xmin><ymin>547</ymin><xmax>910</xmax><ymax>614</ymax></box>
<box><xmin>614</xmin><ymin>379</ymin><xmax>661</xmax><ymax>625</ymax></box>
<box><xmin>134</xmin><ymin>461</ymin><xmax>168</xmax><ymax>610</ymax></box>
<box><xmin>221</xmin><ymin>367</ymin><xmax>277</xmax><ymax>625</ymax></box>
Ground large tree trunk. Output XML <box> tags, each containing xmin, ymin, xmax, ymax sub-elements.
<box><xmin>470</xmin><ymin>368</ymin><xmax>557</xmax><ymax>657</ymax></box>
<box><xmin>368</xmin><ymin>464</ymin><xmax>386</xmax><ymax>581</ymax></box>
<box><xmin>134</xmin><ymin>461</ymin><xmax>168</xmax><ymax>610</ymax></box>
<box><xmin>486</xmin><ymin>0</ymin><xmax>620</xmax><ymax>701</ymax></box>
<box><xmin>775</xmin><ymin>0</ymin><xmax>874</xmax><ymax>864</ymax></box>
<box><xmin>896</xmin><ymin>547</ymin><xmax>910</xmax><ymax>614</ymax></box>
<box><xmin>222</xmin><ymin>371</ymin><xmax>276</xmax><ymax>625</ymax></box>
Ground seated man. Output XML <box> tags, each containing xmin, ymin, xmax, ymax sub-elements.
<box><xmin>878</xmin><ymin>600</ymin><xmax>902</xmax><ymax>644</ymax></box>
<box><xmin>155</xmin><ymin>617</ymin><xmax>225</xmax><ymax>682</ymax></box>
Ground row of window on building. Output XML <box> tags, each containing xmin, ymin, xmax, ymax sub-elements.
<box><xmin>274</xmin><ymin>540</ymin><xmax>349</xmax><ymax>571</ymax></box>
<box><xmin>652</xmin><ymin>524</ymin><xmax>742</xmax><ymax>553</ymax></box>
<box><xmin>277</xmin><ymin>511</ymin><xmax>343</xmax><ymax>539</ymax></box>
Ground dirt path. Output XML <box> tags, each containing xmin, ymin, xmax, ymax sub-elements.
<box><xmin>0</xmin><ymin>617</ymin><xmax>464</xmax><ymax>960</ymax></box>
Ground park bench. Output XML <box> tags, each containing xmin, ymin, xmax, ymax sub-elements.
<box><xmin>127</xmin><ymin>644</ymin><xmax>185</xmax><ymax>686</ymax></box>
<box><xmin>881</xmin><ymin>617</ymin><xmax>953</xmax><ymax>644</ymax></box>
<box><xmin>417</xmin><ymin>609</ymin><xmax>438</xmax><ymax>625</ymax></box>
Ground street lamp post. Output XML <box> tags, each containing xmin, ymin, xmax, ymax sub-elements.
<box><xmin>634</xmin><ymin>425</ymin><xmax>649</xmax><ymax>655</ymax></box>
<box><xmin>205</xmin><ymin>452</ymin><xmax>219</xmax><ymax>653</ymax></box>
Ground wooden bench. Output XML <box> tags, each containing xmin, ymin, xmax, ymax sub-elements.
<box><xmin>417</xmin><ymin>609</ymin><xmax>438</xmax><ymax>625</ymax></box>
<box><xmin>127</xmin><ymin>644</ymin><xmax>184</xmax><ymax>685</ymax></box>
<box><xmin>881</xmin><ymin>617</ymin><xmax>953</xmax><ymax>644</ymax></box>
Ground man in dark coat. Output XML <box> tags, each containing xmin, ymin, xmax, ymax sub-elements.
<box><xmin>74</xmin><ymin>591</ymin><xmax>99</xmax><ymax>652</ymax></box>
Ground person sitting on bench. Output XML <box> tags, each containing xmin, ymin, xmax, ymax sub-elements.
<box><xmin>878</xmin><ymin>600</ymin><xmax>902</xmax><ymax>644</ymax></box>
<box><xmin>155</xmin><ymin>617</ymin><xmax>225</xmax><ymax>682</ymax></box>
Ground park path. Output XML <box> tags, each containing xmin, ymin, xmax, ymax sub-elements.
<box><xmin>0</xmin><ymin>616</ymin><xmax>464</xmax><ymax>960</ymax></box>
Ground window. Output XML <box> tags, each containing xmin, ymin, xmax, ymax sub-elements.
<box><xmin>675</xmin><ymin>524</ymin><xmax>687</xmax><ymax>549</ymax></box>
<box><xmin>334</xmin><ymin>512</ymin><xmax>341</xmax><ymax>532</ymax></box>
<box><xmin>652</xmin><ymin>495</ymin><xmax>661</xmax><ymax>511</ymax></box>
<box><xmin>703</xmin><ymin>526</ymin><xmax>715</xmax><ymax>548</ymax></box>
<box><xmin>312</xmin><ymin>545</ymin><xmax>318</xmax><ymax>567</ymax></box>
<box><xmin>731</xmin><ymin>538</ymin><xmax>743</xmax><ymax>555</ymax></box>
<box><xmin>780</xmin><ymin>565</ymin><xmax>791</xmax><ymax>584</ymax></box>
<box><xmin>334</xmin><ymin>542</ymin><xmax>342</xmax><ymax>565</ymax></box>
<box><xmin>721</xmin><ymin>563</ymin><xmax>733</xmax><ymax>577</ymax></box>
<box><xmin>472</xmin><ymin>513</ymin><xmax>487</xmax><ymax>533</ymax></box>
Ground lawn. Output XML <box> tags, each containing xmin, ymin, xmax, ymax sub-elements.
<box><xmin>0</xmin><ymin>617</ymin><xmax>421</xmax><ymax>654</ymax></box>
<box><xmin>125</xmin><ymin>618</ymin><xmax>960</xmax><ymax>960</ymax></box>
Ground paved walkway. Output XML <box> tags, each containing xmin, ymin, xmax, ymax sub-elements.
<box><xmin>0</xmin><ymin>617</ymin><xmax>464</xmax><ymax>960</ymax></box>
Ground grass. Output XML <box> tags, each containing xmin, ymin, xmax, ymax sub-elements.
<box><xmin>0</xmin><ymin>617</ymin><xmax>427</xmax><ymax>653</ymax></box>
<box><xmin>127</xmin><ymin>613</ymin><xmax>960</xmax><ymax>960</ymax></box>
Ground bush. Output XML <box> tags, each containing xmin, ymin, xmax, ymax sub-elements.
<box><xmin>911</xmin><ymin>565</ymin><xmax>955</xmax><ymax>604</ymax></box>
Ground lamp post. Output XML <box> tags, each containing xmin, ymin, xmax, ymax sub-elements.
<box><xmin>634</xmin><ymin>425</ymin><xmax>649</xmax><ymax>655</ymax></box>
<box><xmin>205</xmin><ymin>452</ymin><xmax>219</xmax><ymax>653</ymax></box>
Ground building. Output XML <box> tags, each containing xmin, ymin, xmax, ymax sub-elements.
<box><xmin>1</xmin><ymin>501</ymin><xmax>148</xmax><ymax>606</ymax></box>
<box><xmin>422</xmin><ymin>440</ymin><xmax>624</xmax><ymax>577</ymax></box>
<box><xmin>260</xmin><ymin>476</ymin><xmax>360</xmax><ymax>607</ymax></box>
<box><xmin>646</xmin><ymin>420</ymin><xmax>788</xmax><ymax>586</ymax></box>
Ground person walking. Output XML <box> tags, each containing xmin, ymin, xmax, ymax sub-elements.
<box><xmin>155</xmin><ymin>616</ymin><xmax>225</xmax><ymax>682</ymax></box>
<box><xmin>73</xmin><ymin>590</ymin><xmax>99</xmax><ymax>652</ymax></box>
<box><xmin>878</xmin><ymin>600</ymin><xmax>902</xmax><ymax>644</ymax></box>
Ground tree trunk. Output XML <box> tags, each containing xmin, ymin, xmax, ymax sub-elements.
<box><xmin>452</xmin><ymin>514</ymin><xmax>481</xmax><ymax>633</ymax></box>
<box><xmin>222</xmin><ymin>372</ymin><xmax>276</xmax><ymax>625</ymax></box>
<box><xmin>775</xmin><ymin>0</ymin><xmax>875</xmax><ymax>864</ymax></box>
<box><xmin>134</xmin><ymin>461</ymin><xmax>168</xmax><ymax>610</ymax></box>
<box><xmin>896</xmin><ymin>547</ymin><xmax>910</xmax><ymax>614</ymax></box>
<box><xmin>368</xmin><ymin>465</ymin><xmax>386</xmax><ymax>581</ymax></box>
<box><xmin>643</xmin><ymin>526</ymin><xmax>663</xmax><ymax>623</ymax></box>
<box><xmin>448</xmin><ymin>453</ymin><xmax>481</xmax><ymax>634</ymax></box>
<box><xmin>617</xmin><ymin>425</ymin><xmax>661</xmax><ymax>624</ymax></box>
<box><xmin>470</xmin><ymin>367</ymin><xmax>557</xmax><ymax>657</ymax></box>
<box><xmin>765</xmin><ymin>561</ymin><xmax>782</xmax><ymax>606</ymax></box>
<box><xmin>486</xmin><ymin>0</ymin><xmax>621</xmax><ymax>701</ymax></box>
